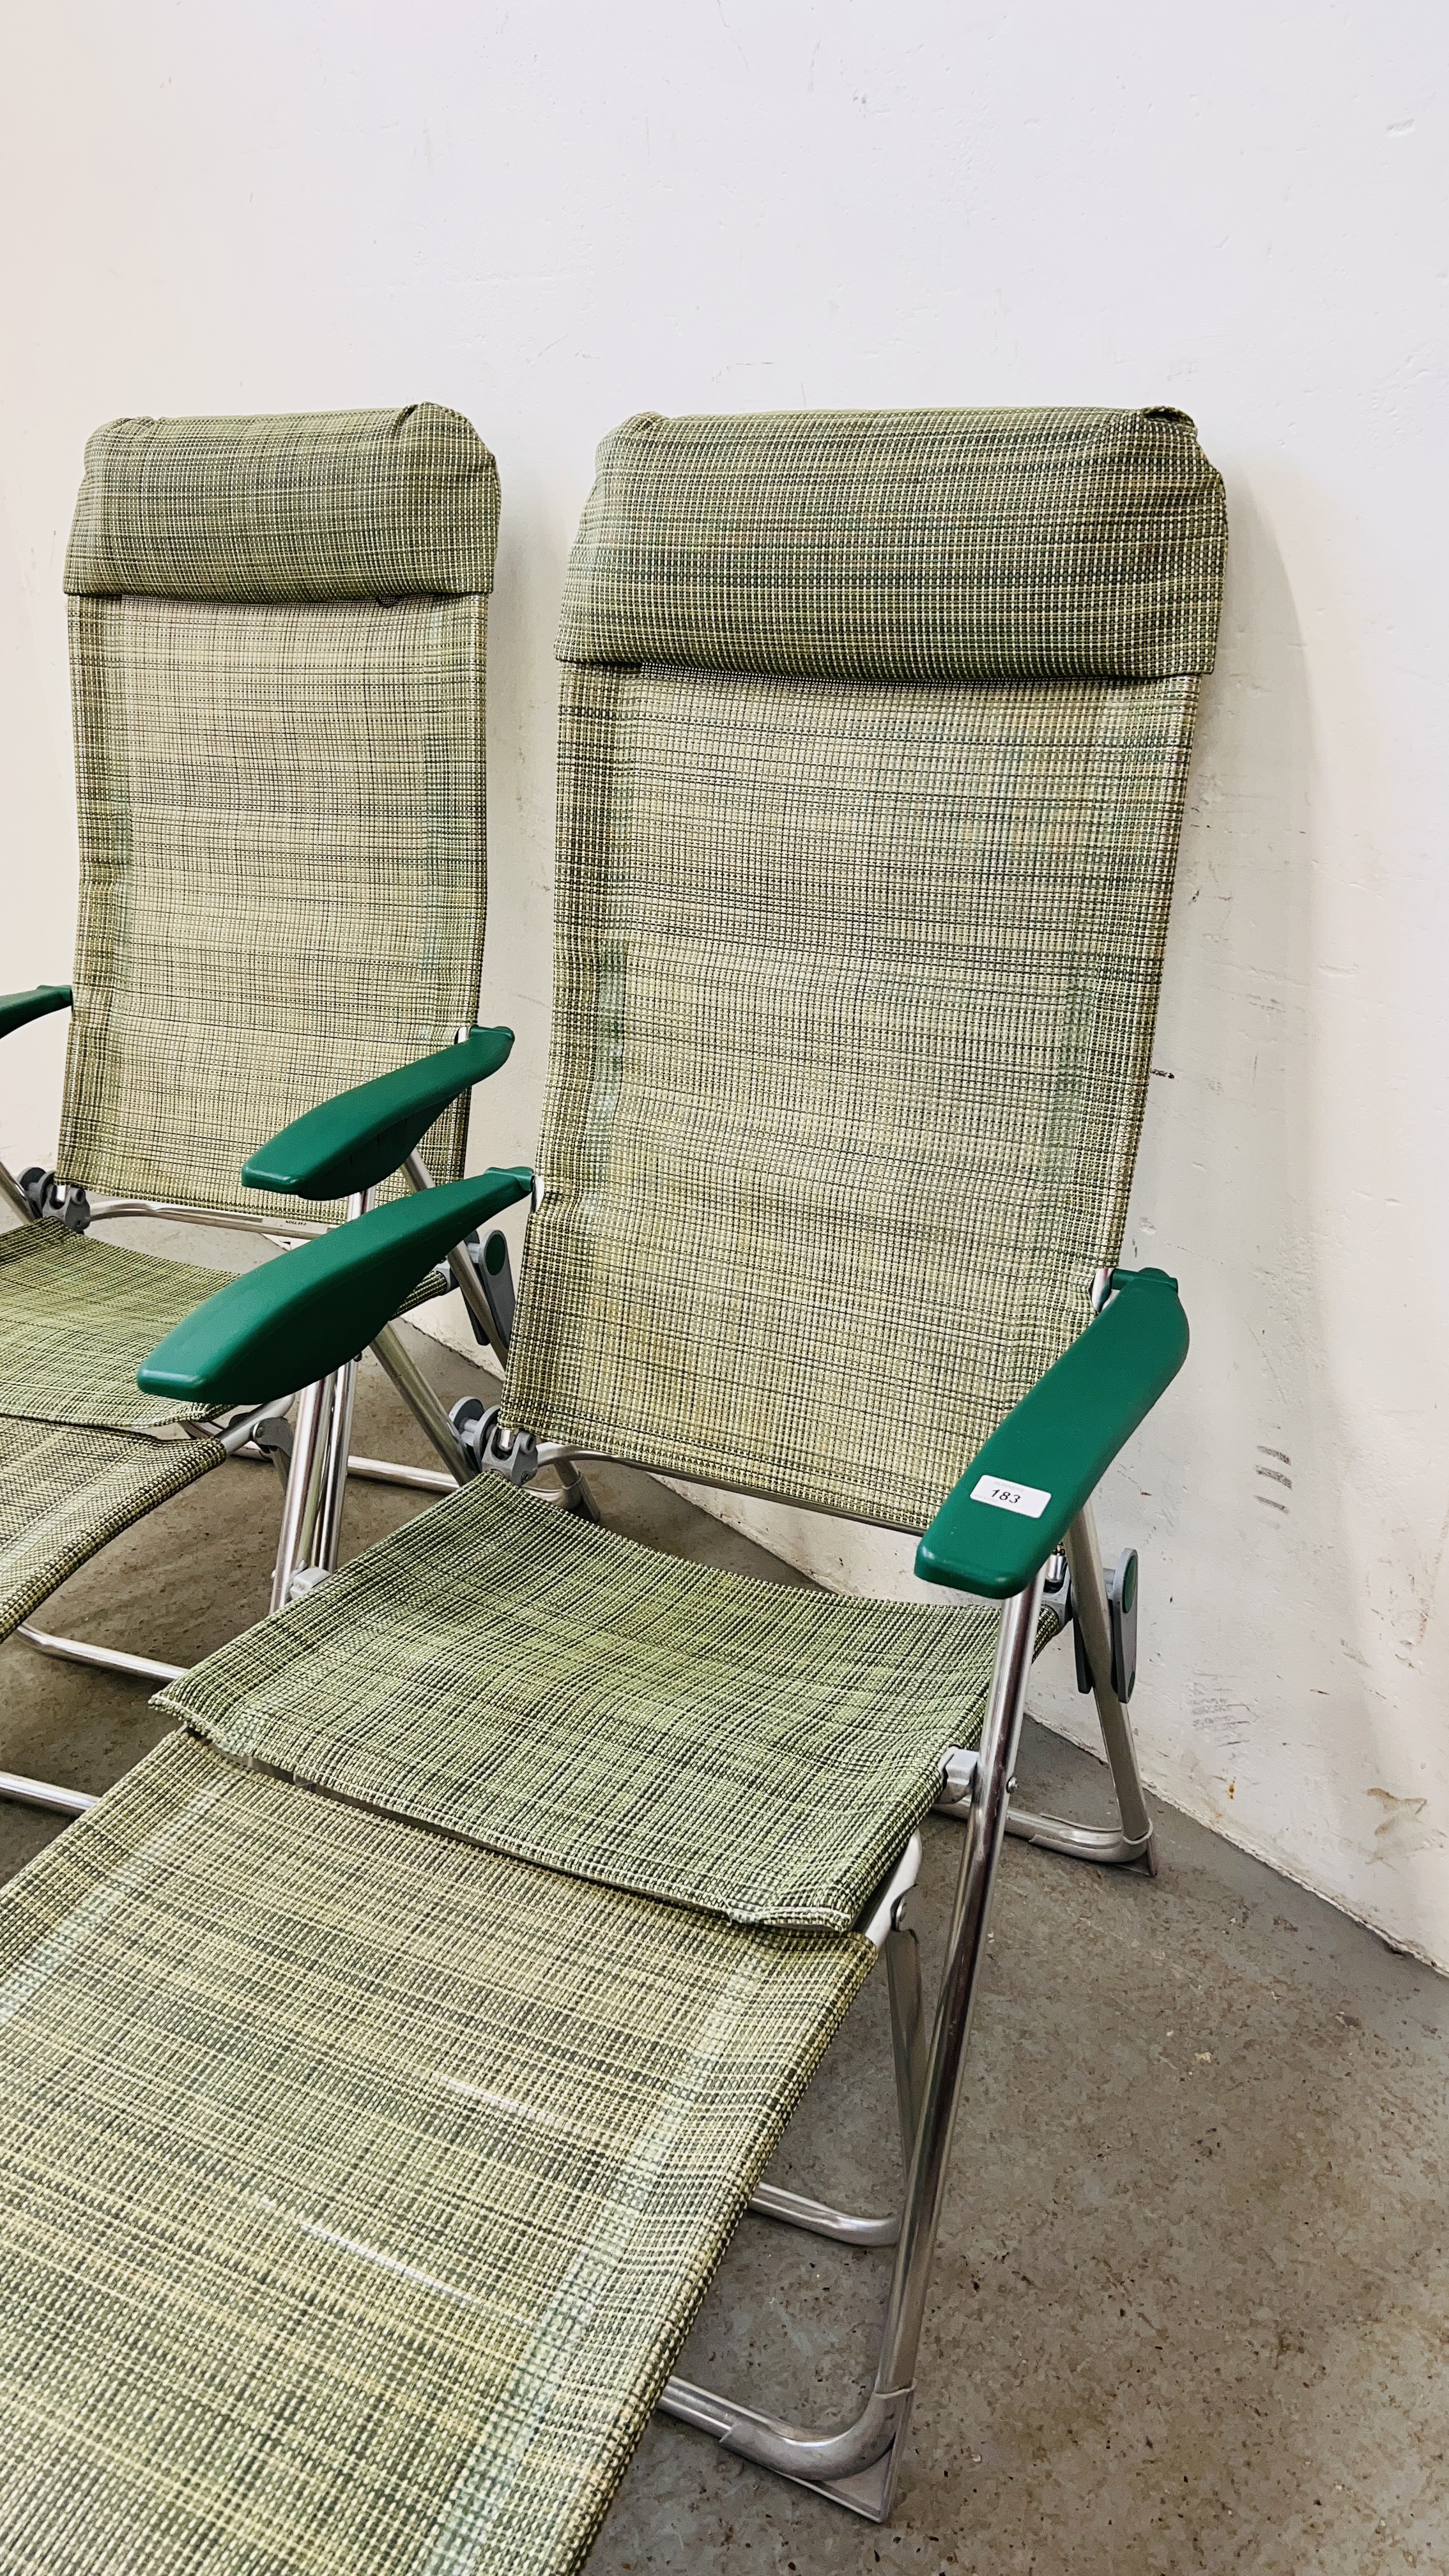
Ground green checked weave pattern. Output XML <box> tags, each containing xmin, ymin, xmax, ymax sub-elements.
<box><xmin>558</xmin><ymin>405</ymin><xmax>1225</xmax><ymax>681</ymax></box>
<box><xmin>0</xmin><ymin>1416</ymin><xmax>222</xmax><ymax>1642</ymax></box>
<box><xmin>0</xmin><ymin>1225</ymin><xmax>449</xmax><ymax>1438</ymax></box>
<box><xmin>162</xmin><ymin>1473</ymin><xmax>1048</xmax><ymax>1931</ymax></box>
<box><xmin>65</xmin><ymin>403</ymin><xmax>498</xmax><ymax>602</ymax></box>
<box><xmin>506</xmin><ymin>659</ymin><xmax>1201</xmax><ymax>1531</ymax></box>
<box><xmin>57</xmin><ymin>588</ymin><xmax>489</xmax><ymax>1220</ymax></box>
<box><xmin>509</xmin><ymin>405</ymin><xmax>1223</xmax><ymax>1529</ymax></box>
<box><xmin>0</xmin><ymin>1733</ymin><xmax>866</xmax><ymax>2575</ymax></box>
<box><xmin>0</xmin><ymin>1227</ymin><xmax>240</xmax><ymax>1430</ymax></box>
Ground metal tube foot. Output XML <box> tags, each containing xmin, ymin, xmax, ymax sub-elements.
<box><xmin>1005</xmin><ymin>1806</ymin><xmax>1155</xmax><ymax>1870</ymax></box>
<box><xmin>747</xmin><ymin>2181</ymin><xmax>899</xmax><ymax>2246</ymax></box>
<box><xmin>346</xmin><ymin>1453</ymin><xmax>456</xmax><ymax>1494</ymax></box>
<box><xmin>658</xmin><ymin>2377</ymin><xmax>911</xmax><ymax>2520</ymax></box>
<box><xmin>232</xmin><ymin>1446</ymin><xmax>457</xmax><ymax>1496</ymax></box>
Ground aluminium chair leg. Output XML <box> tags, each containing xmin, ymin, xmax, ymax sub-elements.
<box><xmin>314</xmin><ymin>1356</ymin><xmax>359</xmax><ymax>1575</ymax></box>
<box><xmin>747</xmin><ymin>1866</ymin><xmax>929</xmax><ymax>2253</ymax></box>
<box><xmin>1002</xmin><ymin>1499</ymin><xmax>1156</xmax><ymax>1874</ymax></box>
<box><xmin>270</xmin><ymin>1375</ymin><xmax>334</xmax><ymax>1613</ymax></box>
<box><xmin>553</xmin><ymin>1454</ymin><xmax>602</xmax><ymax>1522</ymax></box>
<box><xmin>233</xmin><ymin>1441</ymin><xmax>456</xmax><ymax>1497</ymax></box>
<box><xmin>15</xmin><ymin>1628</ymin><xmax>185</xmax><ymax>1686</ymax></box>
<box><xmin>885</xmin><ymin>1892</ymin><xmax>929</xmax><ymax>2150</ymax></box>
<box><xmin>662</xmin><ymin>1571</ymin><xmax>1045</xmax><ymax>2521</ymax></box>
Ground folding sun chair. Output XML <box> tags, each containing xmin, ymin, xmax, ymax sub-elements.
<box><xmin>0</xmin><ymin>404</ymin><xmax>1225</xmax><ymax>2568</ymax></box>
<box><xmin>0</xmin><ymin>403</ymin><xmax>511</xmax><ymax>1800</ymax></box>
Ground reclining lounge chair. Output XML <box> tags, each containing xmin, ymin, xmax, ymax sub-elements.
<box><xmin>0</xmin><ymin>402</ymin><xmax>509</xmax><ymax>1782</ymax></box>
<box><xmin>0</xmin><ymin>403</ymin><xmax>1225</xmax><ymax>2568</ymax></box>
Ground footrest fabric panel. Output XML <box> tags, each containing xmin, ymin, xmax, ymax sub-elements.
<box><xmin>161</xmin><ymin>1473</ymin><xmax>1020</xmax><ymax>1930</ymax></box>
<box><xmin>0</xmin><ymin>1414</ymin><xmax>224</xmax><ymax>1644</ymax></box>
<box><xmin>0</xmin><ymin>1732</ymin><xmax>869</xmax><ymax>2576</ymax></box>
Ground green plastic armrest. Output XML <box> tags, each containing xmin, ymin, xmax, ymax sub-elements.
<box><xmin>914</xmin><ymin>1269</ymin><xmax>1190</xmax><ymax>1602</ymax></box>
<box><xmin>241</xmin><ymin>1027</ymin><xmax>514</xmax><ymax>1200</ymax></box>
<box><xmin>137</xmin><ymin>1170</ymin><xmax>532</xmax><ymax>1409</ymax></box>
<box><xmin>0</xmin><ymin>986</ymin><xmax>72</xmax><ymax>1043</ymax></box>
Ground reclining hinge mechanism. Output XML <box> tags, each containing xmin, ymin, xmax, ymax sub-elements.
<box><xmin>449</xmin><ymin>1400</ymin><xmax>540</xmax><ymax>1487</ymax></box>
<box><xmin>1071</xmin><ymin>1546</ymin><xmax>1137</xmax><ymax>1703</ymax></box>
<box><xmin>17</xmin><ymin>1169</ymin><xmax>91</xmax><ymax>1232</ymax></box>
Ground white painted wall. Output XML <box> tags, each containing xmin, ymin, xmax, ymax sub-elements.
<box><xmin>2</xmin><ymin>1</ymin><xmax>1445</xmax><ymax>1960</ymax></box>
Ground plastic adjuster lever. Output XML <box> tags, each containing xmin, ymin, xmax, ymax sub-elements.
<box><xmin>454</xmin><ymin>1230</ymin><xmax>518</xmax><ymax>1353</ymax></box>
<box><xmin>1071</xmin><ymin>1547</ymin><xmax>1138</xmax><ymax>1701</ymax></box>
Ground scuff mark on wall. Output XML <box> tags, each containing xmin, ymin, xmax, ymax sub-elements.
<box><xmin>1190</xmin><ymin>1688</ymin><xmax>1255</xmax><ymax>1754</ymax></box>
<box><xmin>1366</xmin><ymin>1788</ymin><xmax>1442</xmax><ymax>1866</ymax></box>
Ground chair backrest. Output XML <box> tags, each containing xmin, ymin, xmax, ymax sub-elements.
<box><xmin>56</xmin><ymin>403</ymin><xmax>498</xmax><ymax>1222</ymax></box>
<box><xmin>504</xmin><ymin>405</ymin><xmax>1226</xmax><ymax>1533</ymax></box>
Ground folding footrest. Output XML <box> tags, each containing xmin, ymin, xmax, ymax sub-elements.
<box><xmin>0</xmin><ymin>1733</ymin><xmax>867</xmax><ymax>2576</ymax></box>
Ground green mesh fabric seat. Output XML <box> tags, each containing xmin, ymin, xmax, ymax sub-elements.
<box><xmin>0</xmin><ymin>404</ymin><xmax>1225</xmax><ymax>2570</ymax></box>
<box><xmin>0</xmin><ymin>1226</ymin><xmax>258</xmax><ymax>1430</ymax></box>
<box><xmin>0</xmin><ymin>403</ymin><xmax>496</xmax><ymax>1650</ymax></box>
<box><xmin>0</xmin><ymin>1416</ymin><xmax>226</xmax><ymax>1641</ymax></box>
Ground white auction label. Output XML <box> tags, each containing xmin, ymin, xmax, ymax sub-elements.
<box><xmin>971</xmin><ymin>1473</ymin><xmax>1051</xmax><ymax>1520</ymax></box>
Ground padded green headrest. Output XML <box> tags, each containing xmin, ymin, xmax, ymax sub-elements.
<box><xmin>558</xmin><ymin>403</ymin><xmax>1225</xmax><ymax>683</ymax></box>
<box><xmin>65</xmin><ymin>403</ymin><xmax>499</xmax><ymax>602</ymax></box>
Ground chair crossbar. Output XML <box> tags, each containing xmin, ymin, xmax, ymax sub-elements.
<box><xmin>0</xmin><ymin>1765</ymin><xmax>96</xmax><ymax>1818</ymax></box>
<box><xmin>17</xmin><ymin>1626</ymin><xmax>184</xmax><ymax>1687</ymax></box>
<box><xmin>232</xmin><ymin>1448</ymin><xmax>455</xmax><ymax>1497</ymax></box>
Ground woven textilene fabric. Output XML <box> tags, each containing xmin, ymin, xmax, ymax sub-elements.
<box><xmin>0</xmin><ymin>1416</ymin><xmax>222</xmax><ymax>1642</ymax></box>
<box><xmin>0</xmin><ymin>1227</ymin><xmax>243</xmax><ymax>1429</ymax></box>
<box><xmin>57</xmin><ymin>589</ymin><xmax>488</xmax><ymax>1218</ymax></box>
<box><xmin>504</xmin><ymin>660</ymin><xmax>1200</xmax><ymax>1529</ymax></box>
<box><xmin>558</xmin><ymin>406</ymin><xmax>1225</xmax><ymax>681</ymax></box>
<box><xmin>65</xmin><ymin>404</ymin><xmax>498</xmax><ymax>602</ymax></box>
<box><xmin>0</xmin><ymin>1733</ymin><xmax>866</xmax><ymax>2575</ymax></box>
<box><xmin>0</xmin><ymin>1225</ymin><xmax>447</xmax><ymax>1437</ymax></box>
<box><xmin>162</xmin><ymin>1474</ymin><xmax>1054</xmax><ymax>1931</ymax></box>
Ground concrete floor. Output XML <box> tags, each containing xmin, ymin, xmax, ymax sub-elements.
<box><xmin>1</xmin><ymin>1324</ymin><xmax>1445</xmax><ymax>2575</ymax></box>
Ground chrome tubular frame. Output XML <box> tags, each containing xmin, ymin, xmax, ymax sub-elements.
<box><xmin>269</xmin><ymin>1375</ymin><xmax>334</xmax><ymax>1613</ymax></box>
<box><xmin>6</xmin><ymin>1399</ymin><xmax>294</xmax><ymax>1729</ymax></box>
<box><xmin>1001</xmin><ymin>1500</ymin><xmax>1156</xmax><ymax>1874</ymax></box>
<box><xmin>313</xmin><ymin>1360</ymin><xmax>359</xmax><ymax>1575</ymax></box>
<box><xmin>14</xmin><ymin>1628</ymin><xmax>185</xmax><ymax>1688</ymax></box>
<box><xmin>0</xmin><ymin>1770</ymin><xmax>96</xmax><ymax>1819</ymax></box>
<box><xmin>231</xmin><ymin>1444</ymin><xmax>455</xmax><ymax>1496</ymax></box>
<box><xmin>747</xmin><ymin>1832</ymin><xmax>926</xmax><ymax>2252</ymax></box>
<box><xmin>0</xmin><ymin>1160</ymin><xmax>34</xmax><ymax>1224</ymax></box>
<box><xmin>661</xmin><ymin>1572</ymin><xmax>1045</xmax><ymax>2522</ymax></box>
<box><xmin>2</xmin><ymin>1169</ymin><xmax>478</xmax><ymax>1761</ymax></box>
<box><xmin>306</xmin><ymin>1190</ymin><xmax>369</xmax><ymax>1581</ymax></box>
<box><xmin>4</xmin><ymin>1156</ymin><xmax>475</xmax><ymax>1705</ymax></box>
<box><xmin>86</xmin><ymin>1197</ymin><xmax>331</xmax><ymax>1241</ymax></box>
<box><xmin>338</xmin><ymin>1451</ymin><xmax>455</xmax><ymax>1496</ymax></box>
<box><xmin>370</xmin><ymin>1325</ymin><xmax>473</xmax><ymax>1485</ymax></box>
